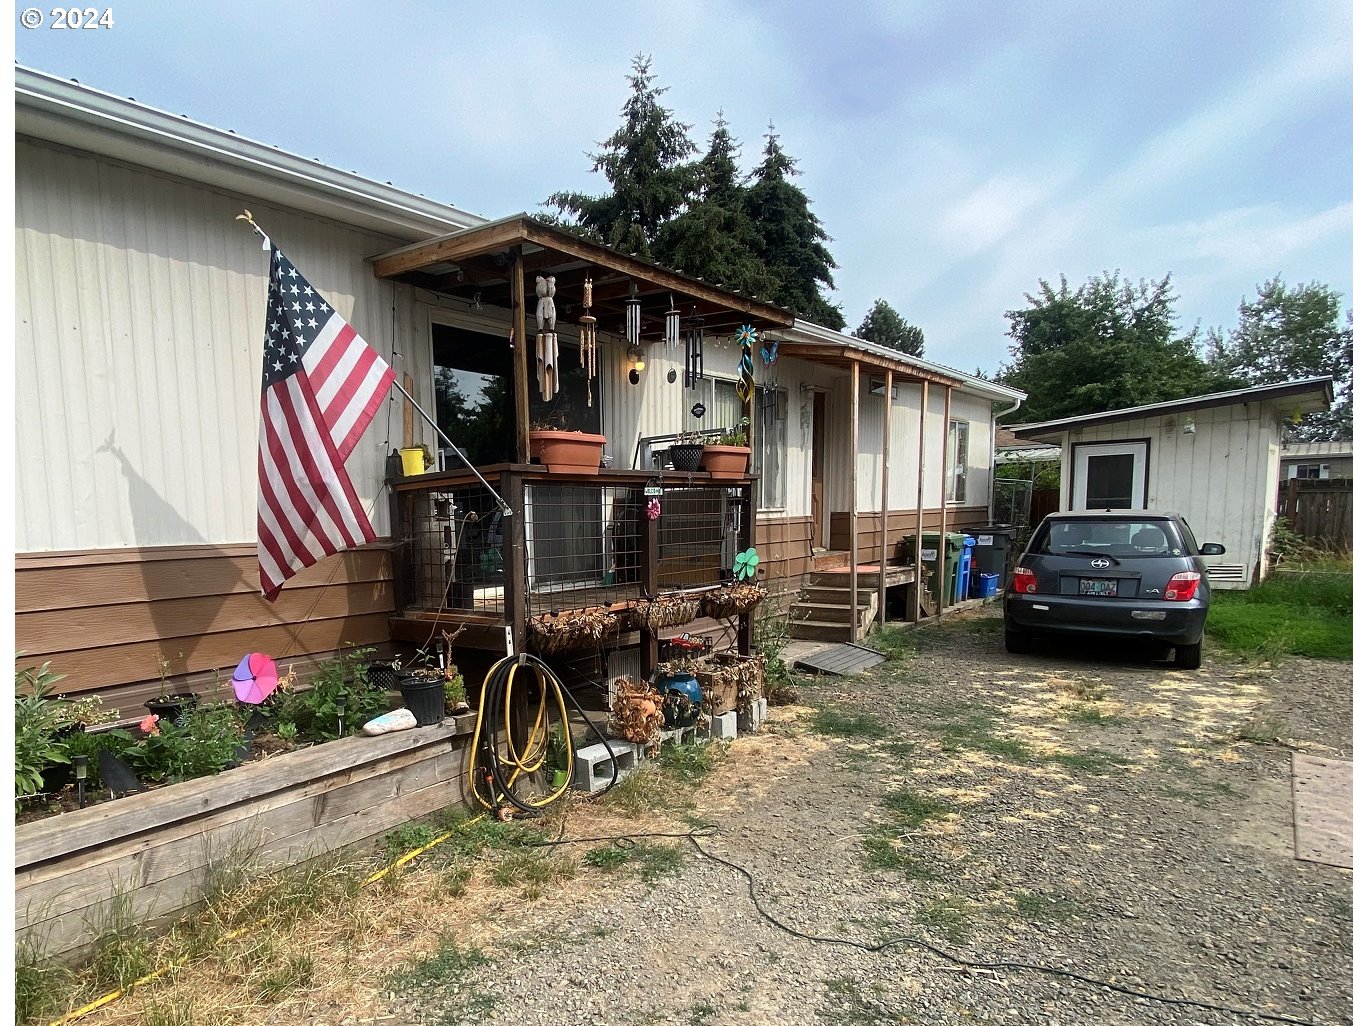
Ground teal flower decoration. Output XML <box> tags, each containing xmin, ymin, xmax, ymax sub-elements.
<box><xmin>734</xmin><ymin>324</ymin><xmax>757</xmax><ymax>347</ymax></box>
<box><xmin>733</xmin><ymin>547</ymin><xmax>760</xmax><ymax>580</ymax></box>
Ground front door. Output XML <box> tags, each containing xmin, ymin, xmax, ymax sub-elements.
<box><xmin>1070</xmin><ymin>441</ymin><xmax>1149</xmax><ymax>510</ymax></box>
<box><xmin>811</xmin><ymin>392</ymin><xmax>826</xmax><ymax>548</ymax></box>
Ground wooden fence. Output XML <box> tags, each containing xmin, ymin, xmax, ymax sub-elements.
<box><xmin>1277</xmin><ymin>479</ymin><xmax>1353</xmax><ymax>551</ymax></box>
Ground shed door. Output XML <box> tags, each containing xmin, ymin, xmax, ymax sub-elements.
<box><xmin>1071</xmin><ymin>441</ymin><xmax>1149</xmax><ymax>510</ymax></box>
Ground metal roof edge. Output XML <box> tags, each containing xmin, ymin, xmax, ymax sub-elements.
<box><xmin>15</xmin><ymin>65</ymin><xmax>487</xmax><ymax>236</ymax></box>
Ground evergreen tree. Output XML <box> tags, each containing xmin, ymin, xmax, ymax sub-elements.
<box><xmin>1207</xmin><ymin>277</ymin><xmax>1353</xmax><ymax>440</ymax></box>
<box><xmin>999</xmin><ymin>272</ymin><xmax>1237</xmax><ymax>423</ymax></box>
<box><xmin>744</xmin><ymin>125</ymin><xmax>844</xmax><ymax>329</ymax></box>
<box><xmin>655</xmin><ymin>113</ymin><xmax>779</xmax><ymax>299</ymax></box>
<box><xmin>853</xmin><ymin>298</ymin><xmax>925</xmax><ymax>357</ymax></box>
<box><xmin>545</xmin><ymin>55</ymin><xmax>698</xmax><ymax>260</ymax></box>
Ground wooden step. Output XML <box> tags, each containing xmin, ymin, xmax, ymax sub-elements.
<box><xmin>801</xmin><ymin>586</ymin><xmax>877</xmax><ymax>605</ymax></box>
<box><xmin>808</xmin><ymin>570</ymin><xmax>886</xmax><ymax>588</ymax></box>
<box><xmin>811</xmin><ymin>550</ymin><xmax>852</xmax><ymax>572</ymax></box>
<box><xmin>791</xmin><ymin>601</ymin><xmax>869</xmax><ymax>624</ymax></box>
<box><xmin>788</xmin><ymin>619</ymin><xmax>860</xmax><ymax>642</ymax></box>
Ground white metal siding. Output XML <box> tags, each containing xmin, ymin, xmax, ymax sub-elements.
<box><xmin>16</xmin><ymin>138</ymin><xmax>422</xmax><ymax>552</ymax></box>
<box><xmin>1062</xmin><ymin>405</ymin><xmax>1277</xmax><ymax>588</ymax></box>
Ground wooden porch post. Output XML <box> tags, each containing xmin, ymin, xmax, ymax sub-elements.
<box><xmin>510</xmin><ymin>251</ymin><xmax>531</xmax><ymax>465</ymax></box>
<box><xmin>878</xmin><ymin>369</ymin><xmax>892</xmax><ymax>628</ymax></box>
<box><xmin>501</xmin><ymin>469</ymin><xmax>527</xmax><ymax>655</ymax></box>
<box><xmin>739</xmin><ymin>478</ymin><xmax>758</xmax><ymax>657</ymax></box>
<box><xmin>849</xmin><ymin>360</ymin><xmax>860</xmax><ymax>643</ymax></box>
<box><xmin>914</xmin><ymin>380</ymin><xmax>928</xmax><ymax>623</ymax></box>
<box><xmin>641</xmin><ymin>499</ymin><xmax>660</xmax><ymax>678</ymax></box>
<box><xmin>938</xmin><ymin>384</ymin><xmax>952</xmax><ymax>614</ymax></box>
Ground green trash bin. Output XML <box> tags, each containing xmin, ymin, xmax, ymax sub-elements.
<box><xmin>906</xmin><ymin>532</ymin><xmax>967</xmax><ymax>607</ymax></box>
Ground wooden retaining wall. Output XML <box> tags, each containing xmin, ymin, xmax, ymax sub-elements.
<box><xmin>15</xmin><ymin>717</ymin><xmax>476</xmax><ymax>959</ymax></box>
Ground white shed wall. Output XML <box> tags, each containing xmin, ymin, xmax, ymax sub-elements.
<box><xmin>15</xmin><ymin>138</ymin><xmax>425</xmax><ymax>552</ymax></box>
<box><xmin>1058</xmin><ymin>404</ymin><xmax>1279</xmax><ymax>586</ymax></box>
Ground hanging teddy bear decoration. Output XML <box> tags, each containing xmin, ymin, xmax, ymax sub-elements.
<box><xmin>535</xmin><ymin>275</ymin><xmax>558</xmax><ymax>402</ymax></box>
<box><xmin>578</xmin><ymin>276</ymin><xmax>597</xmax><ymax>407</ymax></box>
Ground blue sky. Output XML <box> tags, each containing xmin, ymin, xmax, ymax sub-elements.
<box><xmin>14</xmin><ymin>0</ymin><xmax>1352</xmax><ymax>377</ymax></box>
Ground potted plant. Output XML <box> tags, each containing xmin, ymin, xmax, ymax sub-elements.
<box><xmin>529</xmin><ymin>414</ymin><xmax>606</xmax><ymax>475</ymax></box>
<box><xmin>702</xmin><ymin>417</ymin><xmax>750</xmax><ymax>477</ymax></box>
<box><xmin>668</xmin><ymin>430</ymin><xmax>706</xmax><ymax>473</ymax></box>
<box><xmin>396</xmin><ymin>649</ymin><xmax>447</xmax><ymax>726</ymax></box>
<box><xmin>398</xmin><ymin>442</ymin><xmax>434</xmax><ymax>477</ymax></box>
<box><xmin>144</xmin><ymin>658</ymin><xmax>198</xmax><ymax>725</ymax></box>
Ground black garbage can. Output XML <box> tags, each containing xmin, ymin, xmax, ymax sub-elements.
<box><xmin>965</xmin><ymin>525</ymin><xmax>1020</xmax><ymax>596</ymax></box>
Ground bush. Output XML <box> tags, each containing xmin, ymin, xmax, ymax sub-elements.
<box><xmin>15</xmin><ymin>662</ymin><xmax>70</xmax><ymax>806</ymax></box>
<box><xmin>125</xmin><ymin>704</ymin><xmax>246</xmax><ymax>783</ymax></box>
<box><xmin>273</xmin><ymin>646</ymin><xmax>390</xmax><ymax>741</ymax></box>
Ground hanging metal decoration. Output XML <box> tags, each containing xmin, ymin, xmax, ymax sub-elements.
<box><xmin>579</xmin><ymin>276</ymin><xmax>598</xmax><ymax>407</ymax></box>
<box><xmin>625</xmin><ymin>281</ymin><xmax>642</xmax><ymax>349</ymax></box>
<box><xmin>535</xmin><ymin>275</ymin><xmax>558</xmax><ymax>402</ymax></box>
<box><xmin>760</xmin><ymin>337</ymin><xmax>779</xmax><ymax>367</ymax></box>
<box><xmin>690</xmin><ymin>401</ymin><xmax>706</xmax><ymax>419</ymax></box>
<box><xmin>684</xmin><ymin>307</ymin><xmax>705</xmax><ymax>388</ymax></box>
<box><xmin>664</xmin><ymin>294</ymin><xmax>680</xmax><ymax>349</ymax></box>
<box><xmin>759</xmin><ymin>382</ymin><xmax>779</xmax><ymax>427</ymax></box>
<box><xmin>734</xmin><ymin>324</ymin><xmax>756</xmax><ymax>406</ymax></box>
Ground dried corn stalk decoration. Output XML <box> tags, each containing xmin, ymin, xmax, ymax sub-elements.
<box><xmin>699</xmin><ymin>582</ymin><xmax>768</xmax><ymax>619</ymax></box>
<box><xmin>609</xmin><ymin>676</ymin><xmax>665</xmax><ymax>747</ymax></box>
<box><xmin>525</xmin><ymin>608</ymin><xmax>619</xmax><ymax>654</ymax></box>
<box><xmin>579</xmin><ymin>276</ymin><xmax>598</xmax><ymax>407</ymax></box>
<box><xmin>695</xmin><ymin>653</ymin><xmax>765</xmax><ymax>714</ymax></box>
<box><xmin>624</xmin><ymin>594</ymin><xmax>701</xmax><ymax>632</ymax></box>
<box><xmin>535</xmin><ymin>275</ymin><xmax>559</xmax><ymax>401</ymax></box>
<box><xmin>684</xmin><ymin>307</ymin><xmax>705</xmax><ymax>388</ymax></box>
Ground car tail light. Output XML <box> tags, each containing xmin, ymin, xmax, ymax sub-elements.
<box><xmin>1164</xmin><ymin>571</ymin><xmax>1201</xmax><ymax>601</ymax></box>
<box><xmin>1011</xmin><ymin>567</ymin><xmax>1038</xmax><ymax>594</ymax></box>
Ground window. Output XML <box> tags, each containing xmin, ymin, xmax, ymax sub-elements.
<box><xmin>683</xmin><ymin>376</ymin><xmax>742</xmax><ymax>434</ymax></box>
<box><xmin>754</xmin><ymin>389</ymin><xmax>787</xmax><ymax>510</ymax></box>
<box><xmin>1070</xmin><ymin>441</ymin><xmax>1149</xmax><ymax>510</ymax></box>
<box><xmin>947</xmin><ymin>420</ymin><xmax>969</xmax><ymax>504</ymax></box>
<box><xmin>1293</xmin><ymin>464</ymin><xmax>1324</xmax><ymax>480</ymax></box>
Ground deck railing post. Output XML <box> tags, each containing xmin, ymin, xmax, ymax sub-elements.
<box><xmin>640</xmin><ymin>487</ymin><xmax>660</xmax><ymax>679</ymax></box>
<box><xmin>501</xmin><ymin>470</ymin><xmax>527</xmax><ymax>656</ymax></box>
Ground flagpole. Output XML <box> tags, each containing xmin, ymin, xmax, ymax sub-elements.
<box><xmin>390</xmin><ymin>380</ymin><xmax>513</xmax><ymax>517</ymax></box>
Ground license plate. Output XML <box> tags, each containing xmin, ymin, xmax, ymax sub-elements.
<box><xmin>1079</xmin><ymin>578</ymin><xmax>1118</xmax><ymax>597</ymax></box>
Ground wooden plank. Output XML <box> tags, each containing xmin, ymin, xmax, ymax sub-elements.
<box><xmin>502</xmin><ymin>470</ymin><xmax>525</xmax><ymax>658</ymax></box>
<box><xmin>17</xmin><ymin>581</ymin><xmax>395</xmax><ymax>655</ymax></box>
<box><xmin>16</xmin><ymin>547</ymin><xmax>392</xmax><ymax>611</ymax></box>
<box><xmin>879</xmin><ymin>369</ymin><xmax>892</xmax><ymax>628</ymax></box>
<box><xmin>915</xmin><ymin>380</ymin><xmax>928</xmax><ymax>624</ymax></box>
<box><xmin>15</xmin><ymin>719</ymin><xmax>468</xmax><ymax>867</ymax></box>
<box><xmin>849</xmin><ymin>360</ymin><xmax>860</xmax><ymax>643</ymax></box>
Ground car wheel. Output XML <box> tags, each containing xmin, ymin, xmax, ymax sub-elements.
<box><xmin>1174</xmin><ymin>639</ymin><xmax>1203</xmax><ymax>670</ymax></box>
<box><xmin>1005</xmin><ymin>628</ymin><xmax>1031</xmax><ymax>655</ymax></box>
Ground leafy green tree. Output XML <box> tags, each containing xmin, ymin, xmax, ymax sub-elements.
<box><xmin>1207</xmin><ymin>277</ymin><xmax>1352</xmax><ymax>440</ymax></box>
<box><xmin>745</xmin><ymin>125</ymin><xmax>844</xmax><ymax>329</ymax></box>
<box><xmin>853</xmin><ymin>298</ymin><xmax>925</xmax><ymax>357</ymax></box>
<box><xmin>655</xmin><ymin>113</ymin><xmax>779</xmax><ymax>299</ymax></box>
<box><xmin>545</xmin><ymin>55</ymin><xmax>698</xmax><ymax>260</ymax></box>
<box><xmin>999</xmin><ymin>272</ymin><xmax>1236</xmax><ymax>423</ymax></box>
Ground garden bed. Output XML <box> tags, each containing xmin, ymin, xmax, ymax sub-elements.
<box><xmin>15</xmin><ymin>714</ymin><xmax>477</xmax><ymax>960</ymax></box>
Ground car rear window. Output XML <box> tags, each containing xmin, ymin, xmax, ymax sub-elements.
<box><xmin>1031</xmin><ymin>518</ymin><xmax>1187</xmax><ymax>557</ymax></box>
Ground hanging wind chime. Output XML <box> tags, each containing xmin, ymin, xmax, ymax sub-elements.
<box><xmin>663</xmin><ymin>295</ymin><xmax>680</xmax><ymax>348</ymax></box>
<box><xmin>535</xmin><ymin>274</ymin><xmax>559</xmax><ymax>402</ymax></box>
<box><xmin>579</xmin><ymin>276</ymin><xmax>598</xmax><ymax>407</ymax></box>
<box><xmin>684</xmin><ymin>307</ymin><xmax>705</xmax><ymax>389</ymax></box>
<box><xmin>625</xmin><ymin>281</ymin><xmax>642</xmax><ymax>348</ymax></box>
<box><xmin>759</xmin><ymin>334</ymin><xmax>780</xmax><ymax>427</ymax></box>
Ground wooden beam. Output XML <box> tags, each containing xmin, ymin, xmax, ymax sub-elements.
<box><xmin>879</xmin><ymin>368</ymin><xmax>892</xmax><ymax>629</ymax></box>
<box><xmin>373</xmin><ymin>219</ymin><xmax>530</xmax><ymax>279</ymax></box>
<box><xmin>849</xmin><ymin>359</ymin><xmax>860</xmax><ymax>643</ymax></box>
<box><xmin>939</xmin><ymin>384</ymin><xmax>952</xmax><ymax>613</ymax></box>
<box><xmin>914</xmin><ymin>380</ymin><xmax>928</xmax><ymax>624</ymax></box>
<box><xmin>779</xmin><ymin>343</ymin><xmax>961</xmax><ymax>387</ymax></box>
<box><xmin>511</xmin><ymin>252</ymin><xmax>531</xmax><ymax>465</ymax></box>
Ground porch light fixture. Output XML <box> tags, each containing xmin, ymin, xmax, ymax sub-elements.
<box><xmin>625</xmin><ymin>282</ymin><xmax>642</xmax><ymax>348</ymax></box>
<box><xmin>627</xmin><ymin>343</ymin><xmax>646</xmax><ymax>385</ymax></box>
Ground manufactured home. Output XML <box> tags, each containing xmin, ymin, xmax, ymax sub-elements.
<box><xmin>16</xmin><ymin>67</ymin><xmax>1023</xmax><ymax>712</ymax></box>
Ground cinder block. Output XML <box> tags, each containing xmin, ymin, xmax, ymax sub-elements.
<box><xmin>656</xmin><ymin>725</ymin><xmax>700</xmax><ymax>749</ymax></box>
<box><xmin>572</xmin><ymin>739</ymin><xmax>640</xmax><ymax>794</ymax></box>
<box><xmin>738</xmin><ymin>698</ymin><xmax>769</xmax><ymax>732</ymax></box>
<box><xmin>707</xmin><ymin>711</ymin><xmax>738</xmax><ymax>740</ymax></box>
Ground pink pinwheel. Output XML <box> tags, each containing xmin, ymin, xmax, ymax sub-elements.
<box><xmin>232</xmin><ymin>653</ymin><xmax>279</xmax><ymax>705</ymax></box>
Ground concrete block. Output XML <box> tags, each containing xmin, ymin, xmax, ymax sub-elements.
<box><xmin>738</xmin><ymin>698</ymin><xmax>769</xmax><ymax>732</ymax></box>
<box><xmin>707</xmin><ymin>711</ymin><xmax>738</xmax><ymax>740</ymax></box>
<box><xmin>572</xmin><ymin>739</ymin><xmax>640</xmax><ymax>794</ymax></box>
<box><xmin>656</xmin><ymin>725</ymin><xmax>700</xmax><ymax>749</ymax></box>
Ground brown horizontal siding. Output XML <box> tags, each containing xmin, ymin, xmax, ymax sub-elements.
<box><xmin>757</xmin><ymin>515</ymin><xmax>813</xmax><ymax>603</ymax></box>
<box><xmin>830</xmin><ymin>508</ymin><xmax>989</xmax><ymax>565</ymax></box>
<box><xmin>15</xmin><ymin>543</ymin><xmax>396</xmax><ymax>709</ymax></box>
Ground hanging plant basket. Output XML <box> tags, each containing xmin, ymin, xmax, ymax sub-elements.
<box><xmin>624</xmin><ymin>595</ymin><xmax>700</xmax><ymax>632</ymax></box>
<box><xmin>699</xmin><ymin>583</ymin><xmax>768</xmax><ymax>619</ymax></box>
<box><xmin>526</xmin><ymin>609</ymin><xmax>620</xmax><ymax>654</ymax></box>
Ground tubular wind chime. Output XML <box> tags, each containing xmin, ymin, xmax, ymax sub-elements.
<box><xmin>663</xmin><ymin>295</ymin><xmax>680</xmax><ymax>348</ymax></box>
<box><xmin>535</xmin><ymin>274</ymin><xmax>558</xmax><ymax>402</ymax></box>
<box><xmin>684</xmin><ymin>307</ymin><xmax>705</xmax><ymax>388</ymax></box>
<box><xmin>579</xmin><ymin>276</ymin><xmax>597</xmax><ymax>407</ymax></box>
<box><xmin>625</xmin><ymin>282</ymin><xmax>642</xmax><ymax>348</ymax></box>
<box><xmin>734</xmin><ymin>323</ymin><xmax>756</xmax><ymax>406</ymax></box>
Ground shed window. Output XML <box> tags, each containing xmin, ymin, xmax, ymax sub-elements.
<box><xmin>947</xmin><ymin>420</ymin><xmax>969</xmax><ymax>504</ymax></box>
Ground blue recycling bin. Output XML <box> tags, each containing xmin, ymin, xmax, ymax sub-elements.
<box><xmin>956</xmin><ymin>536</ymin><xmax>977</xmax><ymax>602</ymax></box>
<box><xmin>973</xmin><ymin>572</ymin><xmax>1000</xmax><ymax>598</ymax></box>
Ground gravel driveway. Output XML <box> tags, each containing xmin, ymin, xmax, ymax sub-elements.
<box><xmin>382</xmin><ymin>609</ymin><xmax>1352</xmax><ymax>1026</ymax></box>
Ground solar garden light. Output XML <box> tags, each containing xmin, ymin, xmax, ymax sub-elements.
<box><xmin>73</xmin><ymin>754</ymin><xmax>88</xmax><ymax>809</ymax></box>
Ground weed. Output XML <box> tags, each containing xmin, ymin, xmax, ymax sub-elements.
<box><xmin>84</xmin><ymin>889</ymin><xmax>156</xmax><ymax>990</ymax></box>
<box><xmin>1230</xmin><ymin>717</ymin><xmax>1288</xmax><ymax>746</ymax></box>
<box><xmin>385</xmin><ymin>822</ymin><xmax>442</xmax><ymax>860</ymax></box>
<box><xmin>819</xmin><ymin>975</ymin><xmax>896</xmax><ymax>1026</ymax></box>
<box><xmin>689</xmin><ymin>1000</ymin><xmax>718</xmax><ymax>1025</ymax></box>
<box><xmin>141</xmin><ymin>997</ymin><xmax>197</xmax><ymax>1026</ymax></box>
<box><xmin>597</xmin><ymin>742</ymin><xmax>727</xmax><ymax>817</ymax></box>
<box><xmin>917</xmin><ymin>896</ymin><xmax>972</xmax><ymax>943</ymax></box>
<box><xmin>256</xmin><ymin>952</ymin><xmax>315</xmax><ymax>1001</ymax></box>
<box><xmin>15</xmin><ymin>933</ymin><xmax>74</xmax><ymax>1025</ymax></box>
<box><xmin>583</xmin><ymin>845</ymin><xmax>632</xmax><ymax>871</ymax></box>
<box><xmin>440</xmin><ymin>863</ymin><xmax>474</xmax><ymax>897</ymax></box>
<box><xmin>867</xmin><ymin>624</ymin><xmax>918</xmax><ymax>660</ymax></box>
<box><xmin>490</xmin><ymin>850</ymin><xmax>577</xmax><ymax>899</ymax></box>
<box><xmin>1012</xmin><ymin>889</ymin><xmax>1081</xmax><ymax>922</ymax></box>
<box><xmin>1062</xmin><ymin>703</ymin><xmax>1113</xmax><ymax>725</ymax></box>
<box><xmin>939</xmin><ymin>714</ymin><xmax>1032</xmax><ymax>762</ymax></box>
<box><xmin>811</xmin><ymin>707</ymin><xmax>888</xmax><ymax>739</ymax></box>
<box><xmin>658</xmin><ymin>740</ymin><xmax>726</xmax><ymax>786</ymax></box>
<box><xmin>1045</xmin><ymin>749</ymin><xmax>1130</xmax><ymax>774</ymax></box>
<box><xmin>388</xmin><ymin>932</ymin><xmax>489</xmax><ymax>989</ymax></box>
<box><xmin>861</xmin><ymin>827</ymin><xmax>939</xmax><ymax>882</ymax></box>
<box><xmin>757</xmin><ymin>599</ymin><xmax>797</xmax><ymax>698</ymax></box>
<box><xmin>882</xmin><ymin>789</ymin><xmax>953</xmax><ymax>829</ymax></box>
<box><xmin>1206</xmin><ymin>570</ymin><xmax>1352</xmax><ymax>661</ymax></box>
<box><xmin>632</xmin><ymin>843</ymin><xmax>686</xmax><ymax>883</ymax></box>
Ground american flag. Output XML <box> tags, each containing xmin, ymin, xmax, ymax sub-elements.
<box><xmin>257</xmin><ymin>245</ymin><xmax>394</xmax><ymax>600</ymax></box>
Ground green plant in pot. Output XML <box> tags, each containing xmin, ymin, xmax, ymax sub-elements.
<box><xmin>702</xmin><ymin>417</ymin><xmax>750</xmax><ymax>476</ymax></box>
<box><xmin>145</xmin><ymin>656</ymin><xmax>198</xmax><ymax>725</ymax></box>
<box><xmin>398</xmin><ymin>648</ymin><xmax>448</xmax><ymax>727</ymax></box>
<box><xmin>668</xmin><ymin>429</ymin><xmax>706</xmax><ymax>472</ymax></box>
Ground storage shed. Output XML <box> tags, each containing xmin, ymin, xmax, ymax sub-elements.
<box><xmin>1011</xmin><ymin>378</ymin><xmax>1333</xmax><ymax>588</ymax></box>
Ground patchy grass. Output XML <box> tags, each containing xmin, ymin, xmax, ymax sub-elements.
<box><xmin>939</xmin><ymin>713</ymin><xmax>1032</xmax><ymax>762</ymax></box>
<box><xmin>1045</xmin><ymin>749</ymin><xmax>1131</xmax><ymax>774</ymax></box>
<box><xmin>489</xmin><ymin>849</ymin><xmax>578</xmax><ymax>899</ymax></box>
<box><xmin>1062</xmin><ymin>703</ymin><xmax>1114</xmax><ymax>725</ymax></box>
<box><xmin>882</xmin><ymin>789</ymin><xmax>953</xmax><ymax>829</ymax></box>
<box><xmin>860</xmin><ymin>827</ymin><xmax>940</xmax><ymax>882</ymax></box>
<box><xmin>387</xmin><ymin>931</ymin><xmax>489</xmax><ymax>989</ymax></box>
<box><xmin>916</xmin><ymin>896</ymin><xmax>973</xmax><ymax>943</ymax></box>
<box><xmin>1206</xmin><ymin>570</ymin><xmax>1352</xmax><ymax>661</ymax></box>
<box><xmin>820</xmin><ymin>976</ymin><xmax>899</xmax><ymax>1026</ymax></box>
<box><xmin>595</xmin><ymin>739</ymin><xmax>729</xmax><ymax>817</ymax></box>
<box><xmin>811</xmin><ymin>707</ymin><xmax>889</xmax><ymax>739</ymax></box>
<box><xmin>1229</xmin><ymin>717</ymin><xmax>1289</xmax><ymax>746</ymax></box>
<box><xmin>583</xmin><ymin>842</ymin><xmax>684</xmax><ymax>883</ymax></box>
<box><xmin>1012</xmin><ymin>890</ymin><xmax>1082</xmax><ymax>922</ymax></box>
<box><xmin>866</xmin><ymin>624</ymin><xmax>919</xmax><ymax>661</ymax></box>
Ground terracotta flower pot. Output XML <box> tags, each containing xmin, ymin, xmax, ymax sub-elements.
<box><xmin>530</xmin><ymin>431</ymin><xmax>606</xmax><ymax>475</ymax></box>
<box><xmin>702</xmin><ymin>444</ymin><xmax>750</xmax><ymax>477</ymax></box>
